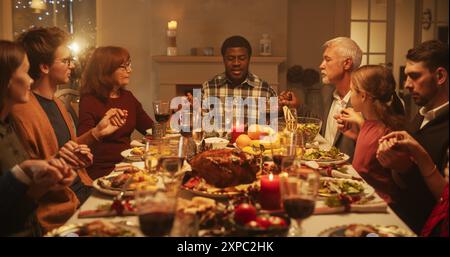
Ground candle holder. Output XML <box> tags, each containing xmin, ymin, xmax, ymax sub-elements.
<box><xmin>167</xmin><ymin>20</ymin><xmax>177</xmax><ymax>56</ymax></box>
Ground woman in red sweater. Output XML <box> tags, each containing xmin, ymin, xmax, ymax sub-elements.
<box><xmin>336</xmin><ymin>65</ymin><xmax>406</xmax><ymax>204</ymax></box>
<box><xmin>78</xmin><ymin>46</ymin><xmax>154</xmax><ymax>180</ymax></box>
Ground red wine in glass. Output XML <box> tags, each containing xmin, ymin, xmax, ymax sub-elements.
<box><xmin>155</xmin><ymin>113</ymin><xmax>170</xmax><ymax>123</ymax></box>
<box><xmin>283</xmin><ymin>196</ymin><xmax>315</xmax><ymax>219</ymax></box>
<box><xmin>139</xmin><ymin>211</ymin><xmax>175</xmax><ymax>236</ymax></box>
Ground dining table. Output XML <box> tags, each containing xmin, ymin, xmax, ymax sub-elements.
<box><xmin>60</xmin><ymin>134</ymin><xmax>415</xmax><ymax>237</ymax></box>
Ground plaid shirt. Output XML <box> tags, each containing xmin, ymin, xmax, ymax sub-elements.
<box><xmin>200</xmin><ymin>72</ymin><xmax>277</xmax><ymax>130</ymax></box>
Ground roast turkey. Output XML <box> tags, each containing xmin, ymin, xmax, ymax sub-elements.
<box><xmin>189</xmin><ymin>149</ymin><xmax>259</xmax><ymax>188</ymax></box>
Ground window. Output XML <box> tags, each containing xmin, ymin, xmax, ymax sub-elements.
<box><xmin>350</xmin><ymin>0</ymin><xmax>393</xmax><ymax>66</ymax></box>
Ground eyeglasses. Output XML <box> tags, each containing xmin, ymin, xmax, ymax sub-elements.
<box><xmin>55</xmin><ymin>57</ymin><xmax>74</xmax><ymax>66</ymax></box>
<box><xmin>119</xmin><ymin>62</ymin><xmax>132</xmax><ymax>72</ymax></box>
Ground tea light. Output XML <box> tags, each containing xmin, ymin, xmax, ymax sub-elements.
<box><xmin>168</xmin><ymin>20</ymin><xmax>177</xmax><ymax>30</ymax></box>
<box><xmin>259</xmin><ymin>174</ymin><xmax>281</xmax><ymax>210</ymax></box>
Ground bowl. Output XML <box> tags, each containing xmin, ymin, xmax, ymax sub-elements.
<box><xmin>233</xmin><ymin>213</ymin><xmax>290</xmax><ymax>237</ymax></box>
<box><xmin>278</xmin><ymin>117</ymin><xmax>322</xmax><ymax>144</ymax></box>
<box><xmin>297</xmin><ymin>117</ymin><xmax>322</xmax><ymax>143</ymax></box>
<box><xmin>204</xmin><ymin>137</ymin><xmax>229</xmax><ymax>150</ymax></box>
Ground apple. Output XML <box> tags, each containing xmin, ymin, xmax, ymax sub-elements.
<box><xmin>268</xmin><ymin>216</ymin><xmax>287</xmax><ymax>227</ymax></box>
<box><xmin>234</xmin><ymin>203</ymin><xmax>257</xmax><ymax>225</ymax></box>
<box><xmin>256</xmin><ymin>216</ymin><xmax>272</xmax><ymax>229</ymax></box>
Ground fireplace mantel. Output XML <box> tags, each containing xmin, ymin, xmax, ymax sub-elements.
<box><xmin>152</xmin><ymin>55</ymin><xmax>286</xmax><ymax>100</ymax></box>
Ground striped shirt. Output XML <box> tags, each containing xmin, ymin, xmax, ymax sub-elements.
<box><xmin>201</xmin><ymin>72</ymin><xmax>277</xmax><ymax>131</ymax></box>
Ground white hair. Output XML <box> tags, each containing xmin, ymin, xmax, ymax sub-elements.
<box><xmin>323</xmin><ymin>37</ymin><xmax>363</xmax><ymax>70</ymax></box>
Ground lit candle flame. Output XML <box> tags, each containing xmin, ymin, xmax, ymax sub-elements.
<box><xmin>168</xmin><ymin>20</ymin><xmax>177</xmax><ymax>30</ymax></box>
<box><xmin>269</xmin><ymin>173</ymin><xmax>273</xmax><ymax>180</ymax></box>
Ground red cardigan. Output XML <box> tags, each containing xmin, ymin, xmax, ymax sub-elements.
<box><xmin>421</xmin><ymin>183</ymin><xmax>449</xmax><ymax>237</ymax></box>
<box><xmin>78</xmin><ymin>89</ymin><xmax>154</xmax><ymax>179</ymax></box>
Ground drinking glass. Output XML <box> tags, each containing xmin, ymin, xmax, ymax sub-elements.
<box><xmin>143</xmin><ymin>139</ymin><xmax>162</xmax><ymax>173</ymax></box>
<box><xmin>271</xmin><ymin>131</ymin><xmax>297</xmax><ymax>173</ymax></box>
<box><xmin>153</xmin><ymin>100</ymin><xmax>171</xmax><ymax>136</ymax></box>
<box><xmin>158</xmin><ymin>143</ymin><xmax>184</xmax><ymax>193</ymax></box>
<box><xmin>136</xmin><ymin>189</ymin><xmax>177</xmax><ymax>237</ymax></box>
<box><xmin>279</xmin><ymin>162</ymin><xmax>319</xmax><ymax>236</ymax></box>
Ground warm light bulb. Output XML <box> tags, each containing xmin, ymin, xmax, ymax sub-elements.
<box><xmin>68</xmin><ymin>42</ymin><xmax>81</xmax><ymax>55</ymax></box>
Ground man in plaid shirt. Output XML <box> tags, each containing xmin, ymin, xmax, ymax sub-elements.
<box><xmin>200</xmin><ymin>35</ymin><xmax>277</xmax><ymax>132</ymax></box>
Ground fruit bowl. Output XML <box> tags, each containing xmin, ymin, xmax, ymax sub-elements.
<box><xmin>232</xmin><ymin>213</ymin><xmax>290</xmax><ymax>237</ymax></box>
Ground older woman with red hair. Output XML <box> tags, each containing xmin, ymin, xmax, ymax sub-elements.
<box><xmin>78</xmin><ymin>46</ymin><xmax>154</xmax><ymax>180</ymax></box>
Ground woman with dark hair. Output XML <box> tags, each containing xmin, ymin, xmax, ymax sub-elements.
<box><xmin>78</xmin><ymin>46</ymin><xmax>154</xmax><ymax>180</ymax></box>
<box><xmin>0</xmin><ymin>40</ymin><xmax>76</xmax><ymax>236</ymax></box>
<box><xmin>336</xmin><ymin>65</ymin><xmax>406</xmax><ymax>204</ymax></box>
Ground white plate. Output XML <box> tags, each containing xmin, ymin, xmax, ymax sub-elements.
<box><xmin>302</xmin><ymin>153</ymin><xmax>350</xmax><ymax>166</ymax></box>
<box><xmin>318</xmin><ymin>177</ymin><xmax>375</xmax><ymax>199</ymax></box>
<box><xmin>45</xmin><ymin>221</ymin><xmax>139</xmax><ymax>237</ymax></box>
<box><xmin>318</xmin><ymin>224</ymin><xmax>416</xmax><ymax>237</ymax></box>
<box><xmin>92</xmin><ymin>172</ymin><xmax>158</xmax><ymax>197</ymax></box>
<box><xmin>120</xmin><ymin>148</ymin><xmax>143</xmax><ymax>162</ymax></box>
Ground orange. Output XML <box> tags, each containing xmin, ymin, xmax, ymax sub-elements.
<box><xmin>236</xmin><ymin>134</ymin><xmax>252</xmax><ymax>149</ymax></box>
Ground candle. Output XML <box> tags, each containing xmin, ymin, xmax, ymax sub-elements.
<box><xmin>230</xmin><ymin>122</ymin><xmax>245</xmax><ymax>144</ymax></box>
<box><xmin>259</xmin><ymin>174</ymin><xmax>281</xmax><ymax>210</ymax></box>
<box><xmin>168</xmin><ymin>20</ymin><xmax>177</xmax><ymax>30</ymax></box>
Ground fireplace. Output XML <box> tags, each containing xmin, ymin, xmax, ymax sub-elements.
<box><xmin>152</xmin><ymin>55</ymin><xmax>286</xmax><ymax>101</ymax></box>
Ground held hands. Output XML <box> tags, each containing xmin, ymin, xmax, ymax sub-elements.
<box><xmin>376</xmin><ymin>131</ymin><xmax>414</xmax><ymax>171</ymax></box>
<box><xmin>92</xmin><ymin>108</ymin><xmax>128</xmax><ymax>139</ymax></box>
<box><xmin>377</xmin><ymin>131</ymin><xmax>427</xmax><ymax>163</ymax></box>
<box><xmin>334</xmin><ymin>108</ymin><xmax>362</xmax><ymax>140</ymax></box>
<box><xmin>58</xmin><ymin>140</ymin><xmax>93</xmax><ymax>169</ymax></box>
<box><xmin>20</xmin><ymin>158</ymin><xmax>76</xmax><ymax>194</ymax></box>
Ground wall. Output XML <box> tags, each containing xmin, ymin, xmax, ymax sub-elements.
<box><xmin>0</xmin><ymin>0</ymin><xmax>13</xmax><ymax>40</ymax></box>
<box><xmin>287</xmin><ymin>0</ymin><xmax>350</xmax><ymax>107</ymax></box>
<box><xmin>97</xmin><ymin>0</ymin><xmax>289</xmax><ymax>116</ymax></box>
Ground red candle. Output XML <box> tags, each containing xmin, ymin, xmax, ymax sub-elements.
<box><xmin>230</xmin><ymin>123</ymin><xmax>245</xmax><ymax>144</ymax></box>
<box><xmin>259</xmin><ymin>174</ymin><xmax>281</xmax><ymax>210</ymax></box>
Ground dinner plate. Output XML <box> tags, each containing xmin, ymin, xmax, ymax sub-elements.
<box><xmin>45</xmin><ymin>221</ymin><xmax>139</xmax><ymax>237</ymax></box>
<box><xmin>301</xmin><ymin>153</ymin><xmax>350</xmax><ymax>166</ymax></box>
<box><xmin>92</xmin><ymin>172</ymin><xmax>158</xmax><ymax>197</ymax></box>
<box><xmin>318</xmin><ymin>177</ymin><xmax>375</xmax><ymax>199</ymax></box>
<box><xmin>317</xmin><ymin>224</ymin><xmax>416</xmax><ymax>237</ymax></box>
<box><xmin>181</xmin><ymin>174</ymin><xmax>259</xmax><ymax>199</ymax></box>
<box><xmin>120</xmin><ymin>148</ymin><xmax>144</xmax><ymax>162</ymax></box>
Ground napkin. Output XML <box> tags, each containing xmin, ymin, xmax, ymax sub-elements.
<box><xmin>314</xmin><ymin>200</ymin><xmax>388</xmax><ymax>214</ymax></box>
<box><xmin>130</xmin><ymin>140</ymin><xmax>145</xmax><ymax>147</ymax></box>
<box><xmin>318</xmin><ymin>168</ymin><xmax>363</xmax><ymax>181</ymax></box>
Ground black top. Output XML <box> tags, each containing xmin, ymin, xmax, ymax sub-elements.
<box><xmin>34</xmin><ymin>93</ymin><xmax>71</xmax><ymax>148</ymax></box>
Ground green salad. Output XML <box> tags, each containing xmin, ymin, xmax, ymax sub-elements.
<box><xmin>302</xmin><ymin>146</ymin><xmax>344</xmax><ymax>161</ymax></box>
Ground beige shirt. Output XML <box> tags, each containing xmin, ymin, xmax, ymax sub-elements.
<box><xmin>419</xmin><ymin>101</ymin><xmax>449</xmax><ymax>129</ymax></box>
<box><xmin>325</xmin><ymin>90</ymin><xmax>351</xmax><ymax>144</ymax></box>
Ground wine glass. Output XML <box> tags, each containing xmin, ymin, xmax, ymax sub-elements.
<box><xmin>153</xmin><ymin>100</ymin><xmax>171</xmax><ymax>137</ymax></box>
<box><xmin>135</xmin><ymin>189</ymin><xmax>177</xmax><ymax>236</ymax></box>
<box><xmin>271</xmin><ymin>131</ymin><xmax>297</xmax><ymax>173</ymax></box>
<box><xmin>280</xmin><ymin>162</ymin><xmax>319</xmax><ymax>236</ymax></box>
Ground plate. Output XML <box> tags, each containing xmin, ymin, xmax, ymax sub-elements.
<box><xmin>121</xmin><ymin>148</ymin><xmax>144</xmax><ymax>162</ymax></box>
<box><xmin>318</xmin><ymin>177</ymin><xmax>375</xmax><ymax>199</ymax></box>
<box><xmin>93</xmin><ymin>171</ymin><xmax>158</xmax><ymax>196</ymax></box>
<box><xmin>45</xmin><ymin>220</ymin><xmax>139</xmax><ymax>237</ymax></box>
<box><xmin>182</xmin><ymin>175</ymin><xmax>259</xmax><ymax>199</ymax></box>
<box><xmin>302</xmin><ymin>153</ymin><xmax>350</xmax><ymax>166</ymax></box>
<box><xmin>318</xmin><ymin>224</ymin><xmax>416</xmax><ymax>237</ymax></box>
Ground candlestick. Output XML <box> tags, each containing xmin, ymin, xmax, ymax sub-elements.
<box><xmin>259</xmin><ymin>174</ymin><xmax>281</xmax><ymax>210</ymax></box>
<box><xmin>167</xmin><ymin>20</ymin><xmax>177</xmax><ymax>56</ymax></box>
